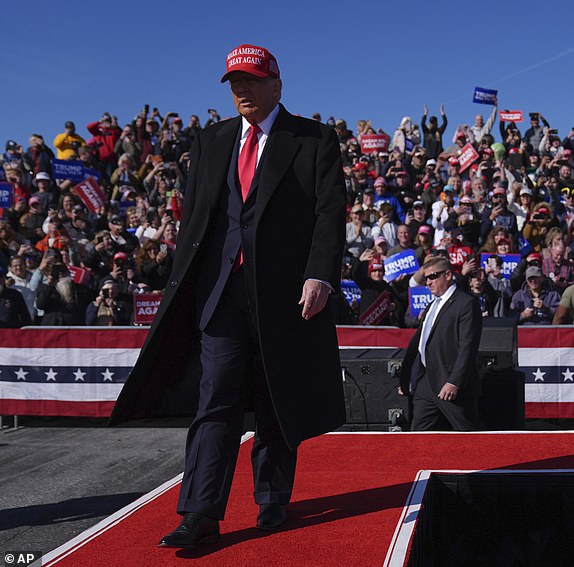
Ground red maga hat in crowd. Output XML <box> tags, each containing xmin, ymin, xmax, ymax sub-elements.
<box><xmin>221</xmin><ymin>44</ymin><xmax>280</xmax><ymax>83</ymax></box>
<box><xmin>368</xmin><ymin>257</ymin><xmax>384</xmax><ymax>273</ymax></box>
<box><xmin>526</xmin><ymin>252</ymin><xmax>542</xmax><ymax>263</ymax></box>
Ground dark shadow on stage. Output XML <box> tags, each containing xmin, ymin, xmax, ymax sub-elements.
<box><xmin>0</xmin><ymin>493</ymin><xmax>143</xmax><ymax>531</ymax></box>
<box><xmin>493</xmin><ymin>453</ymin><xmax>574</xmax><ymax>471</ymax></box>
<box><xmin>175</xmin><ymin>481</ymin><xmax>412</xmax><ymax>558</ymax></box>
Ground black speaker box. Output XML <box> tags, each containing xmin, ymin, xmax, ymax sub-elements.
<box><xmin>478</xmin><ymin>319</ymin><xmax>518</xmax><ymax>369</ymax></box>
<box><xmin>479</xmin><ymin>366</ymin><xmax>525</xmax><ymax>430</ymax></box>
<box><xmin>339</xmin><ymin>348</ymin><xmax>408</xmax><ymax>431</ymax></box>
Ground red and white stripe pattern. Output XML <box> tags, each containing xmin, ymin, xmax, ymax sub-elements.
<box><xmin>2</xmin><ymin>326</ymin><xmax>574</xmax><ymax>419</ymax></box>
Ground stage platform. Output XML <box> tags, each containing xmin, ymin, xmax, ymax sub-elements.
<box><xmin>36</xmin><ymin>432</ymin><xmax>574</xmax><ymax>567</ymax></box>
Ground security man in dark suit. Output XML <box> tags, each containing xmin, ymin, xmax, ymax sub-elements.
<box><xmin>110</xmin><ymin>44</ymin><xmax>346</xmax><ymax>548</ymax></box>
<box><xmin>399</xmin><ymin>256</ymin><xmax>482</xmax><ymax>430</ymax></box>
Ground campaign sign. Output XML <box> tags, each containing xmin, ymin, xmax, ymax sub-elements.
<box><xmin>384</xmin><ymin>249</ymin><xmax>420</xmax><ymax>282</ymax></box>
<box><xmin>360</xmin><ymin>134</ymin><xmax>390</xmax><ymax>154</ymax></box>
<box><xmin>0</xmin><ymin>182</ymin><xmax>13</xmax><ymax>208</ymax></box>
<box><xmin>51</xmin><ymin>159</ymin><xmax>100</xmax><ymax>182</ymax></box>
<box><xmin>448</xmin><ymin>245</ymin><xmax>472</xmax><ymax>272</ymax></box>
<box><xmin>359</xmin><ymin>290</ymin><xmax>394</xmax><ymax>326</ymax></box>
<box><xmin>118</xmin><ymin>199</ymin><xmax>132</xmax><ymax>218</ymax></box>
<box><xmin>133</xmin><ymin>292</ymin><xmax>163</xmax><ymax>325</ymax></box>
<box><xmin>480</xmin><ymin>253</ymin><xmax>521</xmax><ymax>280</ymax></box>
<box><xmin>458</xmin><ymin>143</ymin><xmax>480</xmax><ymax>173</ymax></box>
<box><xmin>73</xmin><ymin>177</ymin><xmax>107</xmax><ymax>213</ymax></box>
<box><xmin>409</xmin><ymin>286</ymin><xmax>433</xmax><ymax>318</ymax></box>
<box><xmin>68</xmin><ymin>265</ymin><xmax>93</xmax><ymax>286</ymax></box>
<box><xmin>499</xmin><ymin>110</ymin><xmax>524</xmax><ymax>123</ymax></box>
<box><xmin>341</xmin><ymin>279</ymin><xmax>362</xmax><ymax>306</ymax></box>
<box><xmin>473</xmin><ymin>87</ymin><xmax>498</xmax><ymax>105</ymax></box>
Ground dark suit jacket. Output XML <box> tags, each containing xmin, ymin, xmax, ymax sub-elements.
<box><xmin>400</xmin><ymin>287</ymin><xmax>482</xmax><ymax>397</ymax></box>
<box><xmin>111</xmin><ymin>105</ymin><xmax>347</xmax><ymax>449</ymax></box>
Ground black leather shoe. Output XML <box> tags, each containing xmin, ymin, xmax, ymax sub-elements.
<box><xmin>257</xmin><ymin>504</ymin><xmax>286</xmax><ymax>531</ymax></box>
<box><xmin>159</xmin><ymin>512</ymin><xmax>220</xmax><ymax>548</ymax></box>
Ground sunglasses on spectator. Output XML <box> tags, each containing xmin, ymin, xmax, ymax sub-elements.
<box><xmin>424</xmin><ymin>270</ymin><xmax>447</xmax><ymax>282</ymax></box>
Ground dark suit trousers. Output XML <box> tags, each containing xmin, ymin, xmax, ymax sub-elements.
<box><xmin>411</xmin><ymin>372</ymin><xmax>479</xmax><ymax>432</ymax></box>
<box><xmin>177</xmin><ymin>268</ymin><xmax>297</xmax><ymax>519</ymax></box>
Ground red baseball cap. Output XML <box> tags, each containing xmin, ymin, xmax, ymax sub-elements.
<box><xmin>368</xmin><ymin>257</ymin><xmax>384</xmax><ymax>273</ymax></box>
<box><xmin>526</xmin><ymin>252</ymin><xmax>542</xmax><ymax>263</ymax></box>
<box><xmin>221</xmin><ymin>44</ymin><xmax>280</xmax><ymax>83</ymax></box>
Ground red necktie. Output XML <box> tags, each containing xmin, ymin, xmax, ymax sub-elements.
<box><xmin>233</xmin><ymin>124</ymin><xmax>261</xmax><ymax>270</ymax></box>
<box><xmin>238</xmin><ymin>124</ymin><xmax>261</xmax><ymax>201</ymax></box>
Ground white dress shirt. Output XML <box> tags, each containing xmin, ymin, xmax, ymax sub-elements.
<box><xmin>239</xmin><ymin>104</ymin><xmax>280</xmax><ymax>164</ymax></box>
<box><xmin>418</xmin><ymin>283</ymin><xmax>456</xmax><ymax>365</ymax></box>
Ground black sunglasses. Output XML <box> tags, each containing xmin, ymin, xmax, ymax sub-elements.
<box><xmin>424</xmin><ymin>270</ymin><xmax>447</xmax><ymax>282</ymax></box>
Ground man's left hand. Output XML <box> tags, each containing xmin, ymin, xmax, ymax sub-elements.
<box><xmin>299</xmin><ymin>280</ymin><xmax>330</xmax><ymax>320</ymax></box>
<box><xmin>437</xmin><ymin>382</ymin><xmax>459</xmax><ymax>401</ymax></box>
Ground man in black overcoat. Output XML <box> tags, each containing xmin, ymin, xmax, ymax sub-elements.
<box><xmin>110</xmin><ymin>43</ymin><xmax>346</xmax><ymax>547</ymax></box>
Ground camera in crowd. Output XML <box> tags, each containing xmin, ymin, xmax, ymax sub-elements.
<box><xmin>50</xmin><ymin>263</ymin><xmax>69</xmax><ymax>280</ymax></box>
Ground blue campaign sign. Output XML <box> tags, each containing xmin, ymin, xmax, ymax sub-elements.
<box><xmin>405</xmin><ymin>138</ymin><xmax>414</xmax><ymax>153</ymax></box>
<box><xmin>0</xmin><ymin>182</ymin><xmax>13</xmax><ymax>209</ymax></box>
<box><xmin>341</xmin><ymin>279</ymin><xmax>362</xmax><ymax>306</ymax></box>
<box><xmin>409</xmin><ymin>286</ymin><xmax>433</xmax><ymax>318</ymax></box>
<box><xmin>473</xmin><ymin>87</ymin><xmax>498</xmax><ymax>105</ymax></box>
<box><xmin>384</xmin><ymin>249</ymin><xmax>420</xmax><ymax>282</ymax></box>
<box><xmin>118</xmin><ymin>199</ymin><xmax>132</xmax><ymax>218</ymax></box>
<box><xmin>480</xmin><ymin>253</ymin><xmax>521</xmax><ymax>280</ymax></box>
<box><xmin>51</xmin><ymin>159</ymin><xmax>100</xmax><ymax>182</ymax></box>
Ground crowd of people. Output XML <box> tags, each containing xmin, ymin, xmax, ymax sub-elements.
<box><xmin>337</xmin><ymin>105</ymin><xmax>574</xmax><ymax>327</ymax></box>
<box><xmin>1</xmin><ymin>103</ymin><xmax>574</xmax><ymax>327</ymax></box>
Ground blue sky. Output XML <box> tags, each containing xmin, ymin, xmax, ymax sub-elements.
<box><xmin>3</xmin><ymin>0</ymin><xmax>574</xmax><ymax>150</ymax></box>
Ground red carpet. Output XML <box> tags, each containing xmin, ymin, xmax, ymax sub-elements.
<box><xmin>42</xmin><ymin>433</ymin><xmax>574</xmax><ymax>567</ymax></box>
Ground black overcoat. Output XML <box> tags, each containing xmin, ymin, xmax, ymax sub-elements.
<box><xmin>111</xmin><ymin>106</ymin><xmax>347</xmax><ymax>449</ymax></box>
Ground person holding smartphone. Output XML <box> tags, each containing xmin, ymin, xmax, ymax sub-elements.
<box><xmin>510</xmin><ymin>266</ymin><xmax>560</xmax><ymax>325</ymax></box>
<box><xmin>85</xmin><ymin>280</ymin><xmax>130</xmax><ymax>326</ymax></box>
